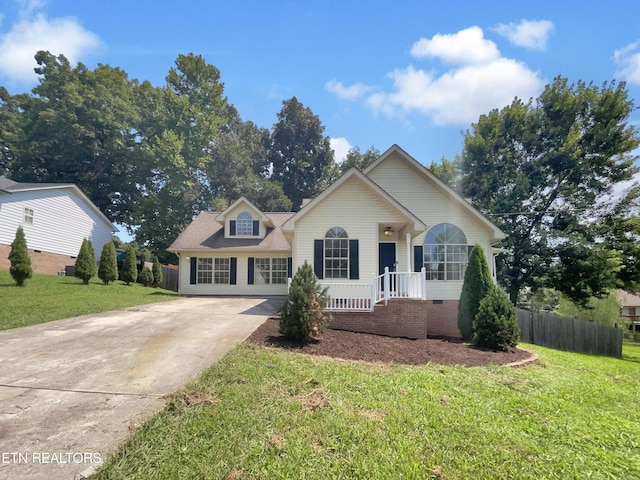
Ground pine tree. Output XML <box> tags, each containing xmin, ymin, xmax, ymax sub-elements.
<box><xmin>280</xmin><ymin>261</ymin><xmax>329</xmax><ymax>342</ymax></box>
<box><xmin>458</xmin><ymin>244</ymin><xmax>493</xmax><ymax>341</ymax></box>
<box><xmin>74</xmin><ymin>238</ymin><xmax>97</xmax><ymax>285</ymax></box>
<box><xmin>120</xmin><ymin>246</ymin><xmax>138</xmax><ymax>285</ymax></box>
<box><xmin>473</xmin><ymin>289</ymin><xmax>520</xmax><ymax>351</ymax></box>
<box><xmin>98</xmin><ymin>240</ymin><xmax>118</xmax><ymax>285</ymax></box>
<box><xmin>152</xmin><ymin>255</ymin><xmax>163</xmax><ymax>288</ymax></box>
<box><xmin>8</xmin><ymin>226</ymin><xmax>32</xmax><ymax>286</ymax></box>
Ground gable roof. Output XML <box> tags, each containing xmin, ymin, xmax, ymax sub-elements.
<box><xmin>0</xmin><ymin>176</ymin><xmax>117</xmax><ymax>232</ymax></box>
<box><xmin>281</xmin><ymin>167</ymin><xmax>426</xmax><ymax>233</ymax></box>
<box><xmin>214</xmin><ymin>196</ymin><xmax>272</xmax><ymax>226</ymax></box>
<box><xmin>168</xmin><ymin>211</ymin><xmax>293</xmax><ymax>253</ymax></box>
<box><xmin>364</xmin><ymin>145</ymin><xmax>506</xmax><ymax>241</ymax></box>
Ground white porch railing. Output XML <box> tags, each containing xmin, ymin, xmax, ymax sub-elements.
<box><xmin>288</xmin><ymin>267</ymin><xmax>427</xmax><ymax>312</ymax></box>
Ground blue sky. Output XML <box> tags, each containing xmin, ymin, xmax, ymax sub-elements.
<box><xmin>2</xmin><ymin>0</ymin><xmax>640</xmax><ymax>168</ymax></box>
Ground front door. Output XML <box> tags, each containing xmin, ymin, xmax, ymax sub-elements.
<box><xmin>378</xmin><ymin>242</ymin><xmax>397</xmax><ymax>275</ymax></box>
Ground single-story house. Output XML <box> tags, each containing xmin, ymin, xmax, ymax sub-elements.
<box><xmin>168</xmin><ymin>145</ymin><xmax>506</xmax><ymax>338</ymax></box>
<box><xmin>0</xmin><ymin>176</ymin><xmax>117</xmax><ymax>275</ymax></box>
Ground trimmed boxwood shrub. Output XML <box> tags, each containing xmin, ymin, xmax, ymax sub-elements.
<box><xmin>139</xmin><ymin>266</ymin><xmax>153</xmax><ymax>286</ymax></box>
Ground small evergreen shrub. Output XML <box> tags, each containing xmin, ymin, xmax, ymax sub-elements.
<box><xmin>458</xmin><ymin>244</ymin><xmax>493</xmax><ymax>341</ymax></box>
<box><xmin>152</xmin><ymin>256</ymin><xmax>163</xmax><ymax>288</ymax></box>
<box><xmin>280</xmin><ymin>261</ymin><xmax>329</xmax><ymax>342</ymax></box>
<box><xmin>75</xmin><ymin>238</ymin><xmax>97</xmax><ymax>285</ymax></box>
<box><xmin>473</xmin><ymin>289</ymin><xmax>520</xmax><ymax>351</ymax></box>
<box><xmin>139</xmin><ymin>266</ymin><xmax>153</xmax><ymax>286</ymax></box>
<box><xmin>98</xmin><ymin>240</ymin><xmax>118</xmax><ymax>285</ymax></box>
<box><xmin>120</xmin><ymin>246</ymin><xmax>138</xmax><ymax>285</ymax></box>
<box><xmin>8</xmin><ymin>226</ymin><xmax>32</xmax><ymax>287</ymax></box>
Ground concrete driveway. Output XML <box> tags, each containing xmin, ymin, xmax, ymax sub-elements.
<box><xmin>0</xmin><ymin>296</ymin><xmax>281</xmax><ymax>480</ymax></box>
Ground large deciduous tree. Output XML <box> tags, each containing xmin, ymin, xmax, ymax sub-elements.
<box><xmin>8</xmin><ymin>52</ymin><xmax>141</xmax><ymax>225</ymax></box>
<box><xmin>132</xmin><ymin>54</ymin><xmax>226</xmax><ymax>261</ymax></box>
<box><xmin>461</xmin><ymin>77</ymin><xmax>639</xmax><ymax>306</ymax></box>
<box><xmin>269</xmin><ymin>97</ymin><xmax>336</xmax><ymax>210</ymax></box>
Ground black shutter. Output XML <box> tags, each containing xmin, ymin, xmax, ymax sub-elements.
<box><xmin>349</xmin><ymin>239</ymin><xmax>359</xmax><ymax>280</ymax></box>
<box><xmin>190</xmin><ymin>256</ymin><xmax>197</xmax><ymax>284</ymax></box>
<box><xmin>230</xmin><ymin>257</ymin><xmax>237</xmax><ymax>285</ymax></box>
<box><xmin>248</xmin><ymin>257</ymin><xmax>254</xmax><ymax>285</ymax></box>
<box><xmin>229</xmin><ymin>220</ymin><xmax>236</xmax><ymax>236</ymax></box>
<box><xmin>253</xmin><ymin>220</ymin><xmax>259</xmax><ymax>236</ymax></box>
<box><xmin>414</xmin><ymin>246</ymin><xmax>423</xmax><ymax>272</ymax></box>
<box><xmin>287</xmin><ymin>257</ymin><xmax>293</xmax><ymax>278</ymax></box>
<box><xmin>313</xmin><ymin>239</ymin><xmax>324</xmax><ymax>279</ymax></box>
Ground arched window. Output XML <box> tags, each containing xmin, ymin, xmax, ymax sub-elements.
<box><xmin>325</xmin><ymin>227</ymin><xmax>348</xmax><ymax>279</ymax></box>
<box><xmin>423</xmin><ymin>223</ymin><xmax>468</xmax><ymax>280</ymax></box>
<box><xmin>236</xmin><ymin>211</ymin><xmax>253</xmax><ymax>236</ymax></box>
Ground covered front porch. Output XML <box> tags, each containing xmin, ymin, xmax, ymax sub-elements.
<box><xmin>319</xmin><ymin>267</ymin><xmax>427</xmax><ymax>312</ymax></box>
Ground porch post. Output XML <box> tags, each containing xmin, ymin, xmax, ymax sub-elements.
<box><xmin>406</xmin><ymin>231</ymin><xmax>412</xmax><ymax>273</ymax></box>
<box><xmin>384</xmin><ymin>266</ymin><xmax>390</xmax><ymax>305</ymax></box>
<box><xmin>421</xmin><ymin>267</ymin><xmax>427</xmax><ymax>300</ymax></box>
<box><xmin>371</xmin><ymin>273</ymin><xmax>377</xmax><ymax>311</ymax></box>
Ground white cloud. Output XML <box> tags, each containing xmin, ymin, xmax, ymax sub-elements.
<box><xmin>614</xmin><ymin>40</ymin><xmax>640</xmax><ymax>85</ymax></box>
<box><xmin>0</xmin><ymin>8</ymin><xmax>101</xmax><ymax>84</ymax></box>
<box><xmin>330</xmin><ymin>137</ymin><xmax>352</xmax><ymax>163</ymax></box>
<box><xmin>410</xmin><ymin>26</ymin><xmax>500</xmax><ymax>65</ymax></box>
<box><xmin>493</xmin><ymin>20</ymin><xmax>554</xmax><ymax>51</ymax></box>
<box><xmin>328</xmin><ymin>26</ymin><xmax>545</xmax><ymax>127</ymax></box>
<box><xmin>325</xmin><ymin>80</ymin><xmax>373</xmax><ymax>100</ymax></box>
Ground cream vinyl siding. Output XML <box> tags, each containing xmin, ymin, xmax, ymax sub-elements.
<box><xmin>368</xmin><ymin>151</ymin><xmax>495</xmax><ymax>300</ymax></box>
<box><xmin>177</xmin><ymin>251</ymin><xmax>289</xmax><ymax>296</ymax></box>
<box><xmin>293</xmin><ymin>175</ymin><xmax>412</xmax><ymax>281</ymax></box>
<box><xmin>0</xmin><ymin>188</ymin><xmax>113</xmax><ymax>259</ymax></box>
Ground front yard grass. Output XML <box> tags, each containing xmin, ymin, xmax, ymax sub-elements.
<box><xmin>94</xmin><ymin>342</ymin><xmax>640</xmax><ymax>479</ymax></box>
<box><xmin>0</xmin><ymin>270</ymin><xmax>177</xmax><ymax>330</ymax></box>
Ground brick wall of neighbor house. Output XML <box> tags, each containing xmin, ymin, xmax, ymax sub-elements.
<box><xmin>0</xmin><ymin>244</ymin><xmax>76</xmax><ymax>276</ymax></box>
<box><xmin>329</xmin><ymin>299</ymin><xmax>460</xmax><ymax>339</ymax></box>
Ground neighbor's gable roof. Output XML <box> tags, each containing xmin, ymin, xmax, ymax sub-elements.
<box><xmin>168</xmin><ymin>211</ymin><xmax>293</xmax><ymax>253</ymax></box>
<box><xmin>364</xmin><ymin>144</ymin><xmax>506</xmax><ymax>241</ymax></box>
<box><xmin>281</xmin><ymin>167</ymin><xmax>426</xmax><ymax>233</ymax></box>
<box><xmin>0</xmin><ymin>176</ymin><xmax>117</xmax><ymax>232</ymax></box>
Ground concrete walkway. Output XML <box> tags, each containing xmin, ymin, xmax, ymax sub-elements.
<box><xmin>0</xmin><ymin>296</ymin><xmax>281</xmax><ymax>480</ymax></box>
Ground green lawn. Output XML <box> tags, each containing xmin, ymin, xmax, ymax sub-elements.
<box><xmin>0</xmin><ymin>270</ymin><xmax>178</xmax><ymax>330</ymax></box>
<box><xmin>94</xmin><ymin>342</ymin><xmax>640</xmax><ymax>479</ymax></box>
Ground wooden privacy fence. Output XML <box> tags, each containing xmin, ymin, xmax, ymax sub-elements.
<box><xmin>516</xmin><ymin>309</ymin><xmax>623</xmax><ymax>358</ymax></box>
<box><xmin>160</xmin><ymin>265</ymin><xmax>179</xmax><ymax>292</ymax></box>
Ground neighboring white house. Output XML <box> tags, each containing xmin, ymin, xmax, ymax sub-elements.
<box><xmin>168</xmin><ymin>145</ymin><xmax>506</xmax><ymax>337</ymax></box>
<box><xmin>0</xmin><ymin>176</ymin><xmax>117</xmax><ymax>275</ymax></box>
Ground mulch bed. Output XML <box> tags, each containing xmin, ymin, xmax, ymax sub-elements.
<box><xmin>245</xmin><ymin>317</ymin><xmax>535</xmax><ymax>367</ymax></box>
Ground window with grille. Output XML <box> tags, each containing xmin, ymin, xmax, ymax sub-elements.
<box><xmin>324</xmin><ymin>227</ymin><xmax>349</xmax><ymax>279</ymax></box>
<box><xmin>423</xmin><ymin>223</ymin><xmax>468</xmax><ymax>280</ymax></box>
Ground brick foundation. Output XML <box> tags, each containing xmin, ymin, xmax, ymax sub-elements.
<box><xmin>329</xmin><ymin>299</ymin><xmax>461</xmax><ymax>339</ymax></box>
<box><xmin>0</xmin><ymin>244</ymin><xmax>77</xmax><ymax>276</ymax></box>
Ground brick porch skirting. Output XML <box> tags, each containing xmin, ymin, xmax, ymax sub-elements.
<box><xmin>0</xmin><ymin>244</ymin><xmax>76</xmax><ymax>276</ymax></box>
<box><xmin>329</xmin><ymin>299</ymin><xmax>460</xmax><ymax>339</ymax></box>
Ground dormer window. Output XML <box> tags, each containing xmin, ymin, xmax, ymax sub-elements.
<box><xmin>229</xmin><ymin>211</ymin><xmax>260</xmax><ymax>236</ymax></box>
<box><xmin>236</xmin><ymin>212</ymin><xmax>253</xmax><ymax>235</ymax></box>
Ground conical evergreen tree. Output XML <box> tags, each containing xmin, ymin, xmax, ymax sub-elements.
<box><xmin>98</xmin><ymin>240</ymin><xmax>118</xmax><ymax>285</ymax></box>
<box><xmin>473</xmin><ymin>289</ymin><xmax>520</xmax><ymax>351</ymax></box>
<box><xmin>120</xmin><ymin>246</ymin><xmax>138</xmax><ymax>285</ymax></box>
<box><xmin>75</xmin><ymin>238</ymin><xmax>97</xmax><ymax>285</ymax></box>
<box><xmin>458</xmin><ymin>244</ymin><xmax>494</xmax><ymax>341</ymax></box>
<box><xmin>280</xmin><ymin>261</ymin><xmax>329</xmax><ymax>342</ymax></box>
<box><xmin>152</xmin><ymin>255</ymin><xmax>163</xmax><ymax>288</ymax></box>
<box><xmin>8</xmin><ymin>226</ymin><xmax>32</xmax><ymax>286</ymax></box>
